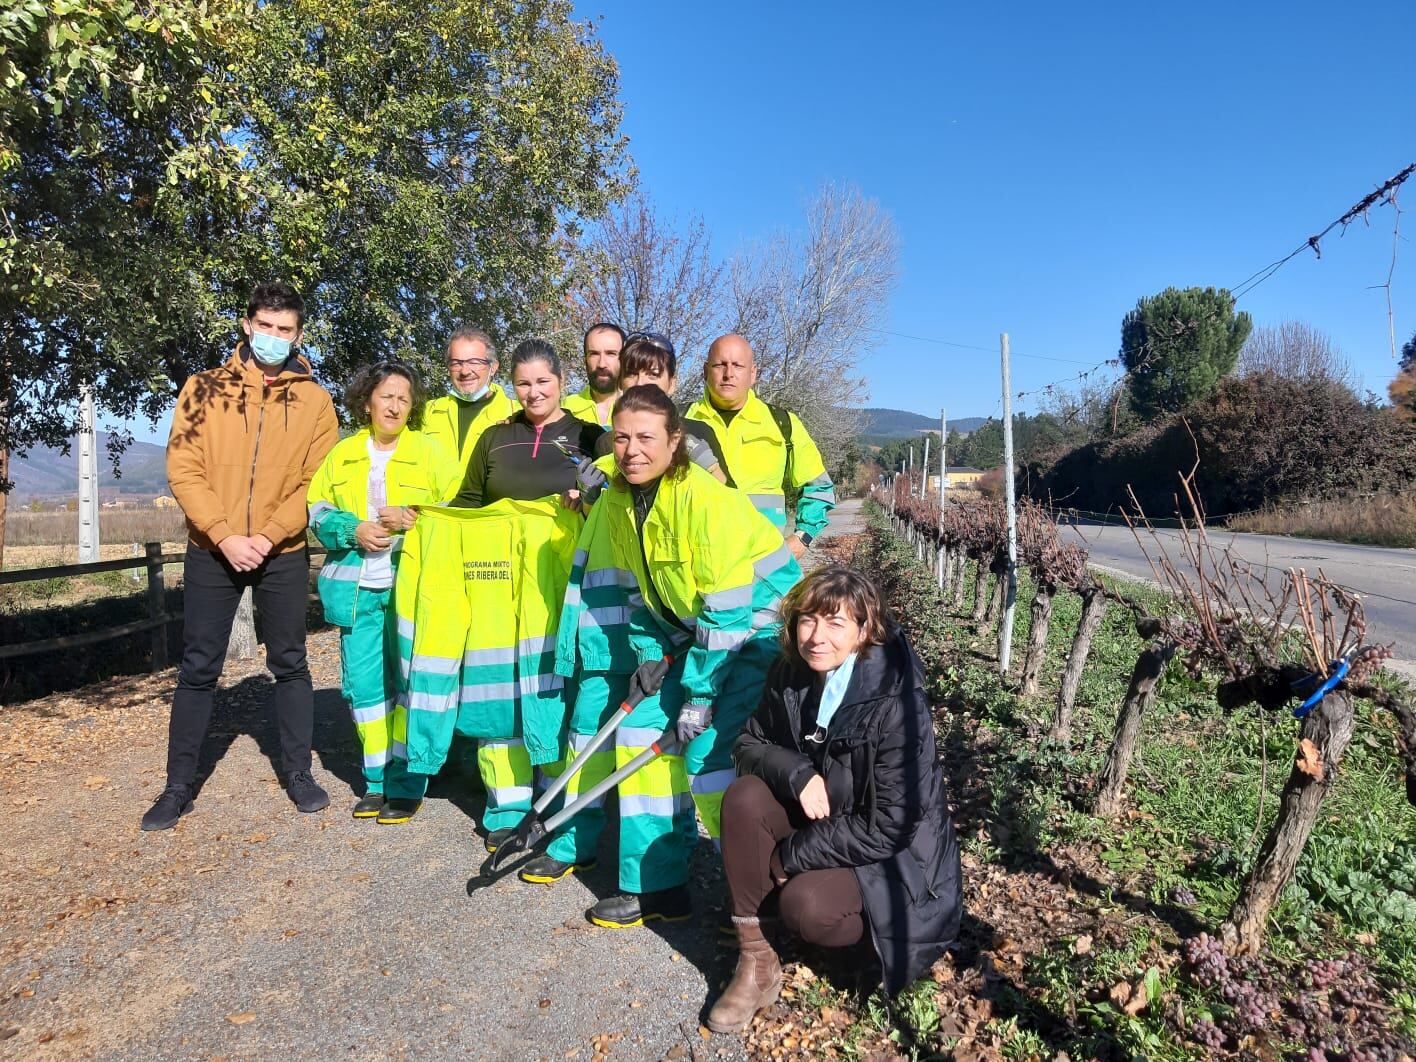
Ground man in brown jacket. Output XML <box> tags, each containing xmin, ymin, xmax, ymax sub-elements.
<box><xmin>142</xmin><ymin>281</ymin><xmax>340</xmax><ymax>831</ymax></box>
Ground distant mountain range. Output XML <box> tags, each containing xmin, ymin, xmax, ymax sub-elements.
<box><xmin>10</xmin><ymin>434</ymin><xmax>169</xmax><ymax>498</ymax></box>
<box><xmin>858</xmin><ymin>408</ymin><xmax>988</xmax><ymax>439</ymax></box>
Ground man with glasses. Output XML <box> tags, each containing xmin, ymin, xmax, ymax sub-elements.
<box><xmin>685</xmin><ymin>333</ymin><xmax>836</xmax><ymax>561</ymax></box>
<box><xmin>563</xmin><ymin>322</ymin><xmax>625</xmax><ymax>428</ymax></box>
<box><xmin>423</xmin><ymin>326</ymin><xmax>518</xmax><ymax>473</ymax></box>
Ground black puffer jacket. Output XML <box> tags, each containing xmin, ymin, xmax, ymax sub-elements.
<box><xmin>733</xmin><ymin>625</ymin><xmax>962</xmax><ymax>994</ymax></box>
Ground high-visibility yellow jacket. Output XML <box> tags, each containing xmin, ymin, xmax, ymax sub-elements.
<box><xmin>306</xmin><ymin>429</ymin><xmax>461</xmax><ymax>628</ymax></box>
<box><xmin>562</xmin><ymin>386</ymin><xmax>613</xmax><ymax>428</ymax></box>
<box><xmin>422</xmin><ymin>385</ymin><xmax>518</xmax><ymax>472</ymax></box>
<box><xmin>394</xmin><ymin>499</ymin><xmax>582</xmax><ymax>773</ymax></box>
<box><xmin>683</xmin><ymin>390</ymin><xmax>836</xmax><ymax>539</ymax></box>
<box><xmin>556</xmin><ymin>464</ymin><xmax>801</xmax><ymax>712</ymax></box>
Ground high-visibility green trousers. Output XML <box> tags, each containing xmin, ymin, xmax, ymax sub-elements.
<box><xmin>339</xmin><ymin>586</ymin><xmax>397</xmax><ymax>791</ymax></box>
<box><xmin>683</xmin><ymin>633</ymin><xmax>779</xmax><ymax>840</ymax></box>
<box><xmin>385</xmin><ymin>729</ymin><xmax>535</xmax><ymax>831</ymax></box>
<box><xmin>546</xmin><ymin>666</ymin><xmax>696</xmax><ymax>893</ymax></box>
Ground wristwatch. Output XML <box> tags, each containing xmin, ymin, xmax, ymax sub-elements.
<box><xmin>795</xmin><ymin>531</ymin><xmax>814</xmax><ymax>549</ymax></box>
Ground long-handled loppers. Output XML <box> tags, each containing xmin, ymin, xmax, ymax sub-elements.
<box><xmin>480</xmin><ymin>655</ymin><xmax>675</xmax><ymax>877</ymax></box>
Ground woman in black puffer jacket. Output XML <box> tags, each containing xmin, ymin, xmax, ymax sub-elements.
<box><xmin>707</xmin><ymin>565</ymin><xmax>962</xmax><ymax>1033</ymax></box>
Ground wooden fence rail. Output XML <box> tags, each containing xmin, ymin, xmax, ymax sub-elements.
<box><xmin>1</xmin><ymin>543</ymin><xmax>328</xmax><ymax>671</ymax></box>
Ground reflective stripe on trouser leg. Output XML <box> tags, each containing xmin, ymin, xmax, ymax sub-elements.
<box><xmin>339</xmin><ymin>587</ymin><xmax>395</xmax><ymax>789</ymax></box>
<box><xmin>615</xmin><ymin>725</ymin><xmax>694</xmax><ymax>894</ymax></box>
<box><xmin>684</xmin><ymin>633</ymin><xmax>779</xmax><ymax>839</ymax></box>
<box><xmin>477</xmin><ymin>738</ymin><xmax>534</xmax><ymax>831</ymax></box>
<box><xmin>383</xmin><ymin>705</ymin><xmax>430</xmax><ymax>801</ymax></box>
<box><xmin>546</xmin><ymin>672</ymin><xmax>625</xmax><ymax>864</ymax></box>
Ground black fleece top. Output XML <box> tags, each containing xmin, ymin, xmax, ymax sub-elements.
<box><xmin>452</xmin><ymin>410</ymin><xmax>610</xmax><ymax>507</ymax></box>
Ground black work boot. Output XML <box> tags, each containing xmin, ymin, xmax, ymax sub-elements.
<box><xmin>286</xmin><ymin>770</ymin><xmax>330</xmax><ymax>813</ymax></box>
<box><xmin>518</xmin><ymin>853</ymin><xmax>597</xmax><ymax>884</ymax></box>
<box><xmin>140</xmin><ymin>784</ymin><xmax>194</xmax><ymax>832</ymax></box>
<box><xmin>588</xmin><ymin>886</ymin><xmax>692</xmax><ymax>929</ymax></box>
<box><xmin>376</xmin><ymin>797</ymin><xmax>422</xmax><ymax>824</ymax></box>
<box><xmin>484</xmin><ymin>827</ymin><xmax>515</xmax><ymax>853</ymax></box>
<box><xmin>352</xmin><ymin>792</ymin><xmax>385</xmax><ymax>819</ymax></box>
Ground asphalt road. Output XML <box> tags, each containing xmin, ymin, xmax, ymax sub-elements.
<box><xmin>1060</xmin><ymin>522</ymin><xmax>1416</xmax><ymax>675</ymax></box>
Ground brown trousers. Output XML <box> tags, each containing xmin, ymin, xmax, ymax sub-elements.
<box><xmin>720</xmin><ymin>774</ymin><xmax>865</xmax><ymax>949</ymax></box>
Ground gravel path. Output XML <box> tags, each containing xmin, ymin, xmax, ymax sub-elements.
<box><xmin>0</xmin><ymin>501</ymin><xmax>864</xmax><ymax>1061</ymax></box>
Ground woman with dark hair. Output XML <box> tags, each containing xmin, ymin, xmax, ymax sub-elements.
<box><xmin>546</xmin><ymin>385</ymin><xmax>802</xmax><ymax>929</ymax></box>
<box><xmin>306</xmin><ymin>362</ymin><xmax>460</xmax><ymax>819</ymax></box>
<box><xmin>706</xmin><ymin>566</ymin><xmax>962</xmax><ymax>1033</ymax></box>
<box><xmin>616</xmin><ymin>332</ymin><xmax>726</xmax><ymax>481</ymax></box>
<box><xmin>418</xmin><ymin>338</ymin><xmax>612</xmax><ymax>844</ymax></box>
<box><xmin>452</xmin><ymin>338</ymin><xmax>610</xmax><ymax>507</ymax></box>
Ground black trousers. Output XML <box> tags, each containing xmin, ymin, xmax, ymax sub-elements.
<box><xmin>166</xmin><ymin>544</ymin><xmax>313</xmax><ymax>786</ymax></box>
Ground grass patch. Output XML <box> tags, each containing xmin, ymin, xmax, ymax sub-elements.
<box><xmin>764</xmin><ymin>502</ymin><xmax>1416</xmax><ymax>1059</ymax></box>
<box><xmin>1226</xmin><ymin>491</ymin><xmax>1416</xmax><ymax>548</ymax></box>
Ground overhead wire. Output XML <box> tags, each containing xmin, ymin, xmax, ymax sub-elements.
<box><xmin>1006</xmin><ymin>162</ymin><xmax>1416</xmax><ymax>410</ymax></box>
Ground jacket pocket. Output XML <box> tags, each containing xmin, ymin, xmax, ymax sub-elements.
<box><xmin>884</xmin><ymin>847</ymin><xmax>930</xmax><ymax>905</ymax></box>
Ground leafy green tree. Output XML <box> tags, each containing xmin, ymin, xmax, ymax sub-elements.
<box><xmin>235</xmin><ymin>0</ymin><xmax>628</xmax><ymax>390</ymax></box>
<box><xmin>0</xmin><ymin>0</ymin><xmax>627</xmax><ymax>562</ymax></box>
<box><xmin>1120</xmin><ymin>286</ymin><xmax>1251</xmax><ymax>419</ymax></box>
<box><xmin>0</xmin><ymin>0</ymin><xmax>254</xmax><ymax>564</ymax></box>
<box><xmin>1399</xmin><ymin>328</ymin><xmax>1416</xmax><ymax>372</ymax></box>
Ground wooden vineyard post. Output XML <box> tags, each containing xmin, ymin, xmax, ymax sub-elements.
<box><xmin>1018</xmin><ymin>579</ymin><xmax>1055</xmax><ymax>698</ymax></box>
<box><xmin>1094</xmin><ymin>636</ymin><xmax>1177</xmax><ymax>816</ymax></box>
<box><xmin>1052</xmin><ymin>583</ymin><xmax>1109</xmax><ymax>740</ymax></box>
<box><xmin>1222</xmin><ymin>691</ymin><xmax>1356</xmax><ymax>953</ymax></box>
<box><xmin>145</xmin><ymin>542</ymin><xmax>168</xmax><ymax>672</ymax></box>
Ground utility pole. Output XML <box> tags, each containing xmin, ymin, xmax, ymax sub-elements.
<box><xmin>921</xmin><ymin>435</ymin><xmax>930</xmax><ymax>502</ymax></box>
<box><xmin>77</xmin><ymin>385</ymin><xmax>99</xmax><ymax>564</ymax></box>
<box><xmin>998</xmin><ymin>334</ymin><xmax>1019</xmax><ymax>674</ymax></box>
<box><xmin>938</xmin><ymin>407</ymin><xmax>948</xmax><ymax>509</ymax></box>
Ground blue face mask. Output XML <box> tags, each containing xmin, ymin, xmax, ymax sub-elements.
<box><xmin>249</xmin><ymin>330</ymin><xmax>293</xmax><ymax>368</ymax></box>
<box><xmin>451</xmin><ymin>382</ymin><xmax>490</xmax><ymax>403</ymax></box>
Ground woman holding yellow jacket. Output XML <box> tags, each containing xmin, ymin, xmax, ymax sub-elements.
<box><xmin>549</xmin><ymin>385</ymin><xmax>802</xmax><ymax>930</ymax></box>
<box><xmin>306</xmin><ymin>363</ymin><xmax>460</xmax><ymax>820</ymax></box>
<box><xmin>435</xmin><ymin>338</ymin><xmax>611</xmax><ymax>849</ymax></box>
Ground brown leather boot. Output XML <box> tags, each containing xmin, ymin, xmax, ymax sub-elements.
<box><xmin>706</xmin><ymin>916</ymin><xmax>782</xmax><ymax>1033</ymax></box>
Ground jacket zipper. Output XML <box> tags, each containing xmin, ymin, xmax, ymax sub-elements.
<box><xmin>247</xmin><ymin>390</ymin><xmax>267</xmax><ymax>535</ymax></box>
<box><xmin>532</xmin><ymin>421</ymin><xmax>545</xmax><ymax>458</ymax></box>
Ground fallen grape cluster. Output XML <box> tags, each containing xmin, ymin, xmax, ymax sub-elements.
<box><xmin>1180</xmin><ymin>932</ymin><xmax>1403</xmax><ymax>1058</ymax></box>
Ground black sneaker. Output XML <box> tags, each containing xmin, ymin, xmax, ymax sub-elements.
<box><xmin>484</xmin><ymin>827</ymin><xmax>515</xmax><ymax>853</ymax></box>
<box><xmin>588</xmin><ymin>886</ymin><xmax>692</xmax><ymax>929</ymax></box>
<box><xmin>518</xmin><ymin>853</ymin><xmax>596</xmax><ymax>884</ymax></box>
<box><xmin>352</xmin><ymin>792</ymin><xmax>385</xmax><ymax>819</ymax></box>
<box><xmin>286</xmin><ymin>770</ymin><xmax>330</xmax><ymax>813</ymax></box>
<box><xmin>140</xmin><ymin>784</ymin><xmax>193</xmax><ymax>832</ymax></box>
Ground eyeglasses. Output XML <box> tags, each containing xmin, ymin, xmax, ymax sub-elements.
<box><xmin>448</xmin><ymin>358</ymin><xmax>493</xmax><ymax>371</ymax></box>
<box><xmin>624</xmin><ymin>331</ymin><xmax>675</xmax><ymax>357</ymax></box>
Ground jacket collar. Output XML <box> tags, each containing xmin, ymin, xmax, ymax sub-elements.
<box><xmin>783</xmin><ymin>624</ymin><xmax>923</xmax><ymax>735</ymax></box>
<box><xmin>702</xmin><ymin>389</ymin><xmax>765</xmax><ymax>426</ymax></box>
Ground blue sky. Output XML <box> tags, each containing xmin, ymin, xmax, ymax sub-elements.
<box><xmin>580</xmin><ymin>0</ymin><xmax>1416</xmax><ymax>420</ymax></box>
<box><xmin>117</xmin><ymin>1</ymin><xmax>1415</xmax><ymax>444</ymax></box>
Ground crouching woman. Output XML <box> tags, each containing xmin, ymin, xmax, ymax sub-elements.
<box><xmin>708</xmin><ymin>566</ymin><xmax>963</xmax><ymax>1033</ymax></box>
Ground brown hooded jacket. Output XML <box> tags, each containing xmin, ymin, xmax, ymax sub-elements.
<box><xmin>166</xmin><ymin>344</ymin><xmax>339</xmax><ymax>554</ymax></box>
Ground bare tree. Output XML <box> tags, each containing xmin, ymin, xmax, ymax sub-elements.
<box><xmin>1238</xmin><ymin>321</ymin><xmax>1356</xmax><ymax>388</ymax></box>
<box><xmin>570</xmin><ymin>190</ymin><xmax>724</xmax><ymax>386</ymax></box>
<box><xmin>725</xmin><ymin>183</ymin><xmax>898</xmax><ymax>465</ymax></box>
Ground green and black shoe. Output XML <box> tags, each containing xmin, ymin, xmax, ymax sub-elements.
<box><xmin>518</xmin><ymin>854</ymin><xmax>597</xmax><ymax>884</ymax></box>
<box><xmin>352</xmin><ymin>792</ymin><xmax>385</xmax><ymax>819</ymax></box>
<box><xmin>376</xmin><ymin>798</ymin><xmax>422</xmax><ymax>825</ymax></box>
<box><xmin>588</xmin><ymin>886</ymin><xmax>692</xmax><ymax>929</ymax></box>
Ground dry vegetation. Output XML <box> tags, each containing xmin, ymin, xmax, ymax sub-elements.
<box><xmin>1227</xmin><ymin>492</ymin><xmax>1416</xmax><ymax>549</ymax></box>
<box><xmin>5</xmin><ymin>509</ymin><xmax>187</xmax><ymax>551</ymax></box>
